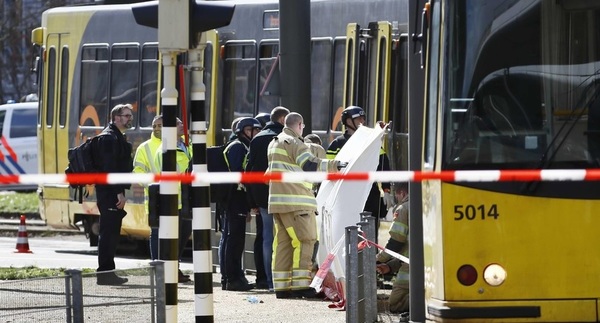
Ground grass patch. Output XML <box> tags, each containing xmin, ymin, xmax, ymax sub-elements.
<box><xmin>0</xmin><ymin>266</ymin><xmax>95</xmax><ymax>280</ymax></box>
<box><xmin>0</xmin><ymin>192</ymin><xmax>38</xmax><ymax>213</ymax></box>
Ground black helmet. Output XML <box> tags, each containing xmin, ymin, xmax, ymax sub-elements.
<box><xmin>341</xmin><ymin>106</ymin><xmax>365</xmax><ymax>127</ymax></box>
<box><xmin>255</xmin><ymin>112</ymin><xmax>270</xmax><ymax>128</ymax></box>
<box><xmin>235</xmin><ymin>117</ymin><xmax>262</xmax><ymax>134</ymax></box>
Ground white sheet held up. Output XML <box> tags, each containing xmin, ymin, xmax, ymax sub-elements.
<box><xmin>316</xmin><ymin>125</ymin><xmax>386</xmax><ymax>286</ymax></box>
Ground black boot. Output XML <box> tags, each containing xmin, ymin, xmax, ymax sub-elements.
<box><xmin>97</xmin><ymin>272</ymin><xmax>128</xmax><ymax>286</ymax></box>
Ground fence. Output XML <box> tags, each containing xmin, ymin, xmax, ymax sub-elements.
<box><xmin>345</xmin><ymin>213</ymin><xmax>409</xmax><ymax>323</ymax></box>
<box><xmin>0</xmin><ymin>262</ymin><xmax>165</xmax><ymax>323</ymax></box>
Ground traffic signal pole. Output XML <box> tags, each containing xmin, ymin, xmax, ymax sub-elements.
<box><xmin>132</xmin><ymin>1</ymin><xmax>235</xmax><ymax>322</ymax></box>
<box><xmin>158</xmin><ymin>1</ymin><xmax>190</xmax><ymax>322</ymax></box>
<box><xmin>158</xmin><ymin>52</ymin><xmax>180</xmax><ymax>323</ymax></box>
<box><xmin>188</xmin><ymin>35</ymin><xmax>216</xmax><ymax>322</ymax></box>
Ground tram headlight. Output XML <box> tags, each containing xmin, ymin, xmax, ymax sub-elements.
<box><xmin>483</xmin><ymin>263</ymin><xmax>506</xmax><ymax>286</ymax></box>
<box><xmin>457</xmin><ymin>264</ymin><xmax>477</xmax><ymax>286</ymax></box>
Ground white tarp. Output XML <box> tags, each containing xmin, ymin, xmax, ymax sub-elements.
<box><xmin>316</xmin><ymin>125</ymin><xmax>386</xmax><ymax>284</ymax></box>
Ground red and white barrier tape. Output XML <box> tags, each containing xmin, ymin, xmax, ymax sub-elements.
<box><xmin>1</xmin><ymin>169</ymin><xmax>600</xmax><ymax>186</ymax></box>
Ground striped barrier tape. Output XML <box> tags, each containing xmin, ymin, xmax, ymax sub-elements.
<box><xmin>2</xmin><ymin>169</ymin><xmax>600</xmax><ymax>186</ymax></box>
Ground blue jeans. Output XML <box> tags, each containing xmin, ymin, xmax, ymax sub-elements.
<box><xmin>260</xmin><ymin>207</ymin><xmax>274</xmax><ymax>289</ymax></box>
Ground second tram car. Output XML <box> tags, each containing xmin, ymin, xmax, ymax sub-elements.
<box><xmin>32</xmin><ymin>0</ymin><xmax>409</xmax><ymax>253</ymax></box>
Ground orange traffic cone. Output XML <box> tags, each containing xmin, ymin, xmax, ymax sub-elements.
<box><xmin>14</xmin><ymin>215</ymin><xmax>33</xmax><ymax>253</ymax></box>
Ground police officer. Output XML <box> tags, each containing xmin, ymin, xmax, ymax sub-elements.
<box><xmin>222</xmin><ymin>117</ymin><xmax>262</xmax><ymax>291</ymax></box>
<box><xmin>255</xmin><ymin>112</ymin><xmax>271</xmax><ymax>129</ymax></box>
<box><xmin>267</xmin><ymin>112</ymin><xmax>342</xmax><ymax>299</ymax></box>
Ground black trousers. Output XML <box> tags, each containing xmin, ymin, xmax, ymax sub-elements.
<box><xmin>96</xmin><ymin>189</ymin><xmax>124</xmax><ymax>272</ymax></box>
<box><xmin>253</xmin><ymin>213</ymin><xmax>267</xmax><ymax>284</ymax></box>
<box><xmin>224</xmin><ymin>211</ymin><xmax>247</xmax><ymax>282</ymax></box>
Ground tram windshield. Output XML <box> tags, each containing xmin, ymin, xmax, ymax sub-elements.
<box><xmin>444</xmin><ymin>0</ymin><xmax>600</xmax><ymax>170</ymax></box>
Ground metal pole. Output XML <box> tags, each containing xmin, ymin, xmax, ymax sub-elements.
<box><xmin>345</xmin><ymin>225</ymin><xmax>359</xmax><ymax>323</ymax></box>
<box><xmin>188</xmin><ymin>36</ymin><xmax>215</xmax><ymax>321</ymax></box>
<box><xmin>151</xmin><ymin>261</ymin><xmax>166</xmax><ymax>323</ymax></box>
<box><xmin>278</xmin><ymin>0</ymin><xmax>312</xmax><ymax>132</ymax></box>
<box><xmin>159</xmin><ymin>51</ymin><xmax>180</xmax><ymax>323</ymax></box>
<box><xmin>408</xmin><ymin>0</ymin><xmax>427</xmax><ymax>320</ymax></box>
<box><xmin>359</xmin><ymin>214</ymin><xmax>377</xmax><ymax>322</ymax></box>
<box><xmin>65</xmin><ymin>269</ymin><xmax>83</xmax><ymax>323</ymax></box>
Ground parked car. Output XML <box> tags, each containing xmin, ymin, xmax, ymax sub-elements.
<box><xmin>0</xmin><ymin>102</ymin><xmax>38</xmax><ymax>191</ymax></box>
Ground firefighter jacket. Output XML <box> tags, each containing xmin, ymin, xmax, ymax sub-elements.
<box><xmin>267</xmin><ymin>127</ymin><xmax>339</xmax><ymax>214</ymax></box>
<box><xmin>377</xmin><ymin>195</ymin><xmax>409</xmax><ymax>264</ymax></box>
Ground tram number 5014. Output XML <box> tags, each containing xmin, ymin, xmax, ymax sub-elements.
<box><xmin>453</xmin><ymin>204</ymin><xmax>499</xmax><ymax>221</ymax></box>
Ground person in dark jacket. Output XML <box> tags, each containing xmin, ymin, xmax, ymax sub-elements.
<box><xmin>245</xmin><ymin>106</ymin><xmax>290</xmax><ymax>291</ymax></box>
<box><xmin>222</xmin><ymin>117</ymin><xmax>262</xmax><ymax>291</ymax></box>
<box><xmin>217</xmin><ymin>117</ymin><xmax>244</xmax><ymax>289</ymax></box>
<box><xmin>95</xmin><ymin>104</ymin><xmax>134</xmax><ymax>285</ymax></box>
<box><xmin>326</xmin><ymin>106</ymin><xmax>391</xmax><ymax>229</ymax></box>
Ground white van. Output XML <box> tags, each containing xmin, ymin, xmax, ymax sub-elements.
<box><xmin>0</xmin><ymin>102</ymin><xmax>38</xmax><ymax>190</ymax></box>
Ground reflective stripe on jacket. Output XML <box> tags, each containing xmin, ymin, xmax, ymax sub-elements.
<box><xmin>267</xmin><ymin>127</ymin><xmax>338</xmax><ymax>214</ymax></box>
<box><xmin>133</xmin><ymin>134</ymin><xmax>162</xmax><ymax>174</ymax></box>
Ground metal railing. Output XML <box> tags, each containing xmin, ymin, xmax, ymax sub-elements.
<box><xmin>346</xmin><ymin>213</ymin><xmax>378</xmax><ymax>323</ymax></box>
<box><xmin>0</xmin><ymin>262</ymin><xmax>165</xmax><ymax>323</ymax></box>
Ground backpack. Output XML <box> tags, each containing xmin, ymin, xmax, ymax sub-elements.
<box><xmin>206</xmin><ymin>143</ymin><xmax>233</xmax><ymax>204</ymax></box>
<box><xmin>65</xmin><ymin>133</ymin><xmax>108</xmax><ymax>202</ymax></box>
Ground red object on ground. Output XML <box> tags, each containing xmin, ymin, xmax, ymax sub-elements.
<box><xmin>14</xmin><ymin>215</ymin><xmax>33</xmax><ymax>253</ymax></box>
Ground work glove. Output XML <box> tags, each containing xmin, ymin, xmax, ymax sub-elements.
<box><xmin>337</xmin><ymin>161</ymin><xmax>348</xmax><ymax>170</ymax></box>
<box><xmin>383</xmin><ymin>191</ymin><xmax>394</xmax><ymax>210</ymax></box>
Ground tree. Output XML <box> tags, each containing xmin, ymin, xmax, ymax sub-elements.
<box><xmin>0</xmin><ymin>0</ymin><xmax>89</xmax><ymax>104</ymax></box>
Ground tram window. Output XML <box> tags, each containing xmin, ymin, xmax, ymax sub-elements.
<box><xmin>376</xmin><ymin>37</ymin><xmax>387</xmax><ymax>123</ymax></box>
<box><xmin>46</xmin><ymin>47</ymin><xmax>56</xmax><ymax>127</ymax></box>
<box><xmin>59</xmin><ymin>47</ymin><xmax>69</xmax><ymax>127</ymax></box>
<box><xmin>311</xmin><ymin>39</ymin><xmax>333</xmax><ymax>131</ymax></box>
<box><xmin>258</xmin><ymin>42</ymin><xmax>280</xmax><ymax>114</ymax></box>
<box><xmin>204</xmin><ymin>43</ymin><xmax>214</xmax><ymax>127</ymax></box>
<box><xmin>80</xmin><ymin>46</ymin><xmax>109</xmax><ymax>127</ymax></box>
<box><xmin>140</xmin><ymin>44</ymin><xmax>159</xmax><ymax>127</ymax></box>
<box><xmin>222</xmin><ymin>42</ymin><xmax>257</xmax><ymax>130</ymax></box>
<box><xmin>110</xmin><ymin>45</ymin><xmax>140</xmax><ymax>128</ymax></box>
<box><xmin>332</xmin><ymin>38</ymin><xmax>346</xmax><ymax>131</ymax></box>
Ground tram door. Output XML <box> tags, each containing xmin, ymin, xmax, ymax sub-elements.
<box><xmin>343</xmin><ymin>22</ymin><xmax>409</xmax><ymax>171</ymax></box>
<box><xmin>343</xmin><ymin>22</ymin><xmax>392</xmax><ymax>127</ymax></box>
<box><xmin>40</xmin><ymin>33</ymin><xmax>72</xmax><ymax>228</ymax></box>
<box><xmin>42</xmin><ymin>33</ymin><xmax>70</xmax><ymax>175</ymax></box>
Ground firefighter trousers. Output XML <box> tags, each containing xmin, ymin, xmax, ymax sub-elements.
<box><xmin>272</xmin><ymin>210</ymin><xmax>317</xmax><ymax>292</ymax></box>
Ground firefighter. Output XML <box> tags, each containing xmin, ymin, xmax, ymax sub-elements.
<box><xmin>376</xmin><ymin>183</ymin><xmax>409</xmax><ymax>314</ymax></box>
<box><xmin>267</xmin><ymin>112</ymin><xmax>344</xmax><ymax>299</ymax></box>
